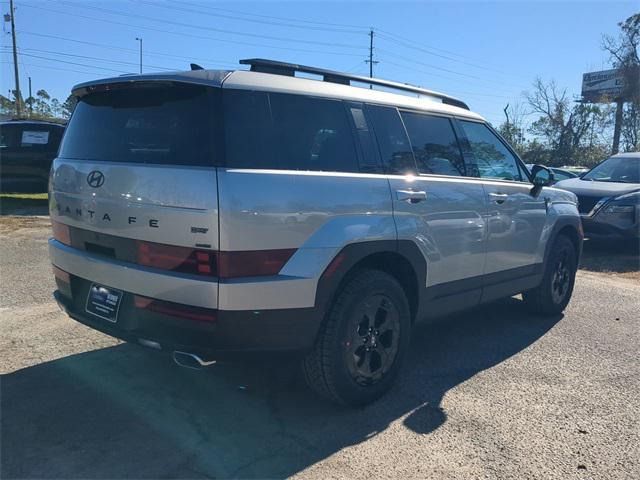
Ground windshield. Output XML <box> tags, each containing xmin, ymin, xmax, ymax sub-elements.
<box><xmin>582</xmin><ymin>156</ymin><xmax>640</xmax><ymax>183</ymax></box>
<box><xmin>59</xmin><ymin>83</ymin><xmax>222</xmax><ymax>166</ymax></box>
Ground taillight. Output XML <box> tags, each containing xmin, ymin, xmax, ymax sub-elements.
<box><xmin>52</xmin><ymin>221</ymin><xmax>71</xmax><ymax>246</ymax></box>
<box><xmin>217</xmin><ymin>249</ymin><xmax>296</xmax><ymax>278</ymax></box>
<box><xmin>135</xmin><ymin>241</ymin><xmax>295</xmax><ymax>279</ymax></box>
<box><xmin>134</xmin><ymin>295</ymin><xmax>217</xmax><ymax>323</ymax></box>
<box><xmin>136</xmin><ymin>241</ymin><xmax>216</xmax><ymax>276</ymax></box>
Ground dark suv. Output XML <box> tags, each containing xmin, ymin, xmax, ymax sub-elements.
<box><xmin>0</xmin><ymin>120</ymin><xmax>65</xmax><ymax>192</ymax></box>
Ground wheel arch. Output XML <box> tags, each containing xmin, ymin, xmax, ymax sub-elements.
<box><xmin>314</xmin><ymin>240</ymin><xmax>427</xmax><ymax>330</ymax></box>
<box><xmin>544</xmin><ymin>217</ymin><xmax>583</xmax><ymax>266</ymax></box>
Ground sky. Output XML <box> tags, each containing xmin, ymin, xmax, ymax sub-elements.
<box><xmin>1</xmin><ymin>0</ymin><xmax>637</xmax><ymax>126</ymax></box>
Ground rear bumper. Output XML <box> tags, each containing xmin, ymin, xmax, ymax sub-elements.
<box><xmin>53</xmin><ymin>276</ymin><xmax>321</xmax><ymax>358</ymax></box>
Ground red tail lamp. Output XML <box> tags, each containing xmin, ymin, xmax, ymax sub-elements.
<box><xmin>217</xmin><ymin>249</ymin><xmax>296</xmax><ymax>278</ymax></box>
<box><xmin>52</xmin><ymin>221</ymin><xmax>71</xmax><ymax>246</ymax></box>
<box><xmin>136</xmin><ymin>241</ymin><xmax>216</xmax><ymax>277</ymax></box>
<box><xmin>134</xmin><ymin>295</ymin><xmax>217</xmax><ymax>323</ymax></box>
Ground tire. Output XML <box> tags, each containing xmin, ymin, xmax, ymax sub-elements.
<box><xmin>302</xmin><ymin>269</ymin><xmax>411</xmax><ymax>406</ymax></box>
<box><xmin>523</xmin><ymin>234</ymin><xmax>578</xmax><ymax>315</ymax></box>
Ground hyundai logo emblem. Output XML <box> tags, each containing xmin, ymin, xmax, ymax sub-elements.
<box><xmin>87</xmin><ymin>170</ymin><xmax>105</xmax><ymax>188</ymax></box>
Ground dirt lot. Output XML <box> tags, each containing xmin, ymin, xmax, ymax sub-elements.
<box><xmin>1</xmin><ymin>212</ymin><xmax>638</xmax><ymax>479</ymax></box>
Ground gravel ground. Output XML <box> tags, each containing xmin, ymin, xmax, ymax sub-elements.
<box><xmin>1</xmin><ymin>217</ymin><xmax>639</xmax><ymax>479</ymax></box>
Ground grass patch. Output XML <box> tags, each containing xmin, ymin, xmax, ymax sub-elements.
<box><xmin>0</xmin><ymin>193</ymin><xmax>49</xmax><ymax>215</ymax></box>
<box><xmin>1</xmin><ymin>193</ymin><xmax>48</xmax><ymax>200</ymax></box>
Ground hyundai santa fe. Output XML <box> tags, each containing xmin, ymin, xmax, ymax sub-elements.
<box><xmin>49</xmin><ymin>59</ymin><xmax>582</xmax><ymax>405</ymax></box>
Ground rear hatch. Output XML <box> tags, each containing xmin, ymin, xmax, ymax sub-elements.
<box><xmin>50</xmin><ymin>81</ymin><xmax>222</xmax><ymax>263</ymax></box>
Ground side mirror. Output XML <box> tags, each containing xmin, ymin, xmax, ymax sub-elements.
<box><xmin>530</xmin><ymin>164</ymin><xmax>554</xmax><ymax>187</ymax></box>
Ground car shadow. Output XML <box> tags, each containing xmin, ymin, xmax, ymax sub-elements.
<box><xmin>1</xmin><ymin>298</ymin><xmax>561</xmax><ymax>479</ymax></box>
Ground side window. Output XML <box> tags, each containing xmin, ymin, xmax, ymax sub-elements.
<box><xmin>400</xmin><ymin>112</ymin><xmax>465</xmax><ymax>176</ymax></box>
<box><xmin>0</xmin><ymin>124</ymin><xmax>18</xmax><ymax>149</ymax></box>
<box><xmin>366</xmin><ymin>105</ymin><xmax>415</xmax><ymax>175</ymax></box>
<box><xmin>224</xmin><ymin>90</ymin><xmax>359</xmax><ymax>172</ymax></box>
<box><xmin>458</xmin><ymin>120</ymin><xmax>522</xmax><ymax>181</ymax></box>
<box><xmin>224</xmin><ymin>90</ymin><xmax>273</xmax><ymax>168</ymax></box>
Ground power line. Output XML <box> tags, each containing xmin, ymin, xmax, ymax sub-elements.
<box><xmin>377</xmin><ymin>47</ymin><xmax>528</xmax><ymax>90</ymax></box>
<box><xmin>1</xmin><ymin>46</ymin><xmax>174</xmax><ymax>71</ymax></box>
<box><xmin>381</xmin><ymin>58</ymin><xmax>522</xmax><ymax>95</ymax></box>
<box><xmin>6</xmin><ymin>52</ymin><xmax>129</xmax><ymax>74</ymax></box>
<box><xmin>51</xmin><ymin>0</ymin><xmax>365</xmax><ymax>50</ymax></box>
<box><xmin>376</xmin><ymin>29</ymin><xmax>533</xmax><ymax>81</ymax></box>
<box><xmin>170</xmin><ymin>0</ymin><xmax>368</xmax><ymax>31</ymax></box>
<box><xmin>0</xmin><ymin>60</ymin><xmax>121</xmax><ymax>77</ymax></box>
<box><xmin>17</xmin><ymin>31</ymin><xmax>239</xmax><ymax>69</ymax></box>
<box><xmin>20</xmin><ymin>3</ymin><xmax>365</xmax><ymax>58</ymax></box>
<box><xmin>137</xmin><ymin>0</ymin><xmax>368</xmax><ymax>34</ymax></box>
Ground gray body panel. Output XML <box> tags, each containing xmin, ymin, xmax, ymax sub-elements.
<box><xmin>389</xmin><ymin>174</ymin><xmax>487</xmax><ymax>286</ymax></box>
<box><xmin>50</xmin><ymin>159</ymin><xmax>219</xmax><ymax>249</ymax></box>
<box><xmin>217</xmin><ymin>168</ymin><xmax>395</xmax><ymax>310</ymax></box>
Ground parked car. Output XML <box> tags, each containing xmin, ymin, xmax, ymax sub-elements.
<box><xmin>560</xmin><ymin>165</ymin><xmax>589</xmax><ymax>176</ymax></box>
<box><xmin>0</xmin><ymin>119</ymin><xmax>65</xmax><ymax>192</ymax></box>
<box><xmin>555</xmin><ymin>153</ymin><xmax>639</xmax><ymax>241</ymax></box>
<box><xmin>525</xmin><ymin>164</ymin><xmax>578</xmax><ymax>183</ymax></box>
<box><xmin>49</xmin><ymin>59</ymin><xmax>582</xmax><ymax>405</ymax></box>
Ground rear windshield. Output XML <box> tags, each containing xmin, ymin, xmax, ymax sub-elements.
<box><xmin>59</xmin><ymin>84</ymin><xmax>222</xmax><ymax>166</ymax></box>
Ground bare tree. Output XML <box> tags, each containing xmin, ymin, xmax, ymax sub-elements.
<box><xmin>498</xmin><ymin>102</ymin><xmax>528</xmax><ymax>155</ymax></box>
<box><xmin>525</xmin><ymin>78</ymin><xmax>611</xmax><ymax>166</ymax></box>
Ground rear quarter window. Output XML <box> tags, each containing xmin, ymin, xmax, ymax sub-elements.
<box><xmin>224</xmin><ymin>90</ymin><xmax>359</xmax><ymax>173</ymax></box>
<box><xmin>59</xmin><ymin>84</ymin><xmax>222</xmax><ymax>166</ymax></box>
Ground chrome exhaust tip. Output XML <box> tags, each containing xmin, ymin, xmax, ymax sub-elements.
<box><xmin>173</xmin><ymin>351</ymin><xmax>217</xmax><ymax>370</ymax></box>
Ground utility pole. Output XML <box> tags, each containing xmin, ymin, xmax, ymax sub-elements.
<box><xmin>28</xmin><ymin>76</ymin><xmax>32</xmax><ymax>116</ymax></box>
<box><xmin>612</xmin><ymin>98</ymin><xmax>624</xmax><ymax>154</ymax></box>
<box><xmin>8</xmin><ymin>0</ymin><xmax>22</xmax><ymax>116</ymax></box>
<box><xmin>135</xmin><ymin>37</ymin><xmax>143</xmax><ymax>74</ymax></box>
<box><xmin>365</xmin><ymin>28</ymin><xmax>379</xmax><ymax>89</ymax></box>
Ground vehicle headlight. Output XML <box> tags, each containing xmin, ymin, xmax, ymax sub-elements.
<box><xmin>603</xmin><ymin>190</ymin><xmax>640</xmax><ymax>213</ymax></box>
<box><xmin>604</xmin><ymin>205</ymin><xmax>636</xmax><ymax>213</ymax></box>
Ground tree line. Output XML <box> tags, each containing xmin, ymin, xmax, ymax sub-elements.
<box><xmin>0</xmin><ymin>90</ymin><xmax>76</xmax><ymax>123</ymax></box>
<box><xmin>2</xmin><ymin>14</ymin><xmax>637</xmax><ymax>167</ymax></box>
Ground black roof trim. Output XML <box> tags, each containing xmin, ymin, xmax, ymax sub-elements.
<box><xmin>239</xmin><ymin>58</ymin><xmax>469</xmax><ymax>110</ymax></box>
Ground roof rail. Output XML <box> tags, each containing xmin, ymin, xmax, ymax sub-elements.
<box><xmin>239</xmin><ymin>58</ymin><xmax>469</xmax><ymax>110</ymax></box>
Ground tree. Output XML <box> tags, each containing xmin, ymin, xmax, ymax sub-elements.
<box><xmin>525</xmin><ymin>79</ymin><xmax>611</xmax><ymax>166</ymax></box>
<box><xmin>33</xmin><ymin>89</ymin><xmax>52</xmax><ymax>117</ymax></box>
<box><xmin>602</xmin><ymin>13</ymin><xmax>640</xmax><ymax>151</ymax></box>
<box><xmin>61</xmin><ymin>94</ymin><xmax>78</xmax><ymax>119</ymax></box>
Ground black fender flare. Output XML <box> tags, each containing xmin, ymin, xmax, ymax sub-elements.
<box><xmin>313</xmin><ymin>239</ymin><xmax>427</xmax><ymax>326</ymax></box>
<box><xmin>542</xmin><ymin>216</ymin><xmax>583</xmax><ymax>268</ymax></box>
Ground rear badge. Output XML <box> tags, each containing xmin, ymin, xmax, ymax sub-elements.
<box><xmin>87</xmin><ymin>170</ymin><xmax>105</xmax><ymax>188</ymax></box>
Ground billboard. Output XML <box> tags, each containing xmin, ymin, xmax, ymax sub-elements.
<box><xmin>581</xmin><ymin>69</ymin><xmax>624</xmax><ymax>102</ymax></box>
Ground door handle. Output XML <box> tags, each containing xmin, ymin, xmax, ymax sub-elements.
<box><xmin>396</xmin><ymin>189</ymin><xmax>427</xmax><ymax>203</ymax></box>
<box><xmin>488</xmin><ymin>192</ymin><xmax>509</xmax><ymax>204</ymax></box>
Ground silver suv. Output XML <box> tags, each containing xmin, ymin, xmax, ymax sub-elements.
<box><xmin>49</xmin><ymin>59</ymin><xmax>582</xmax><ymax>405</ymax></box>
